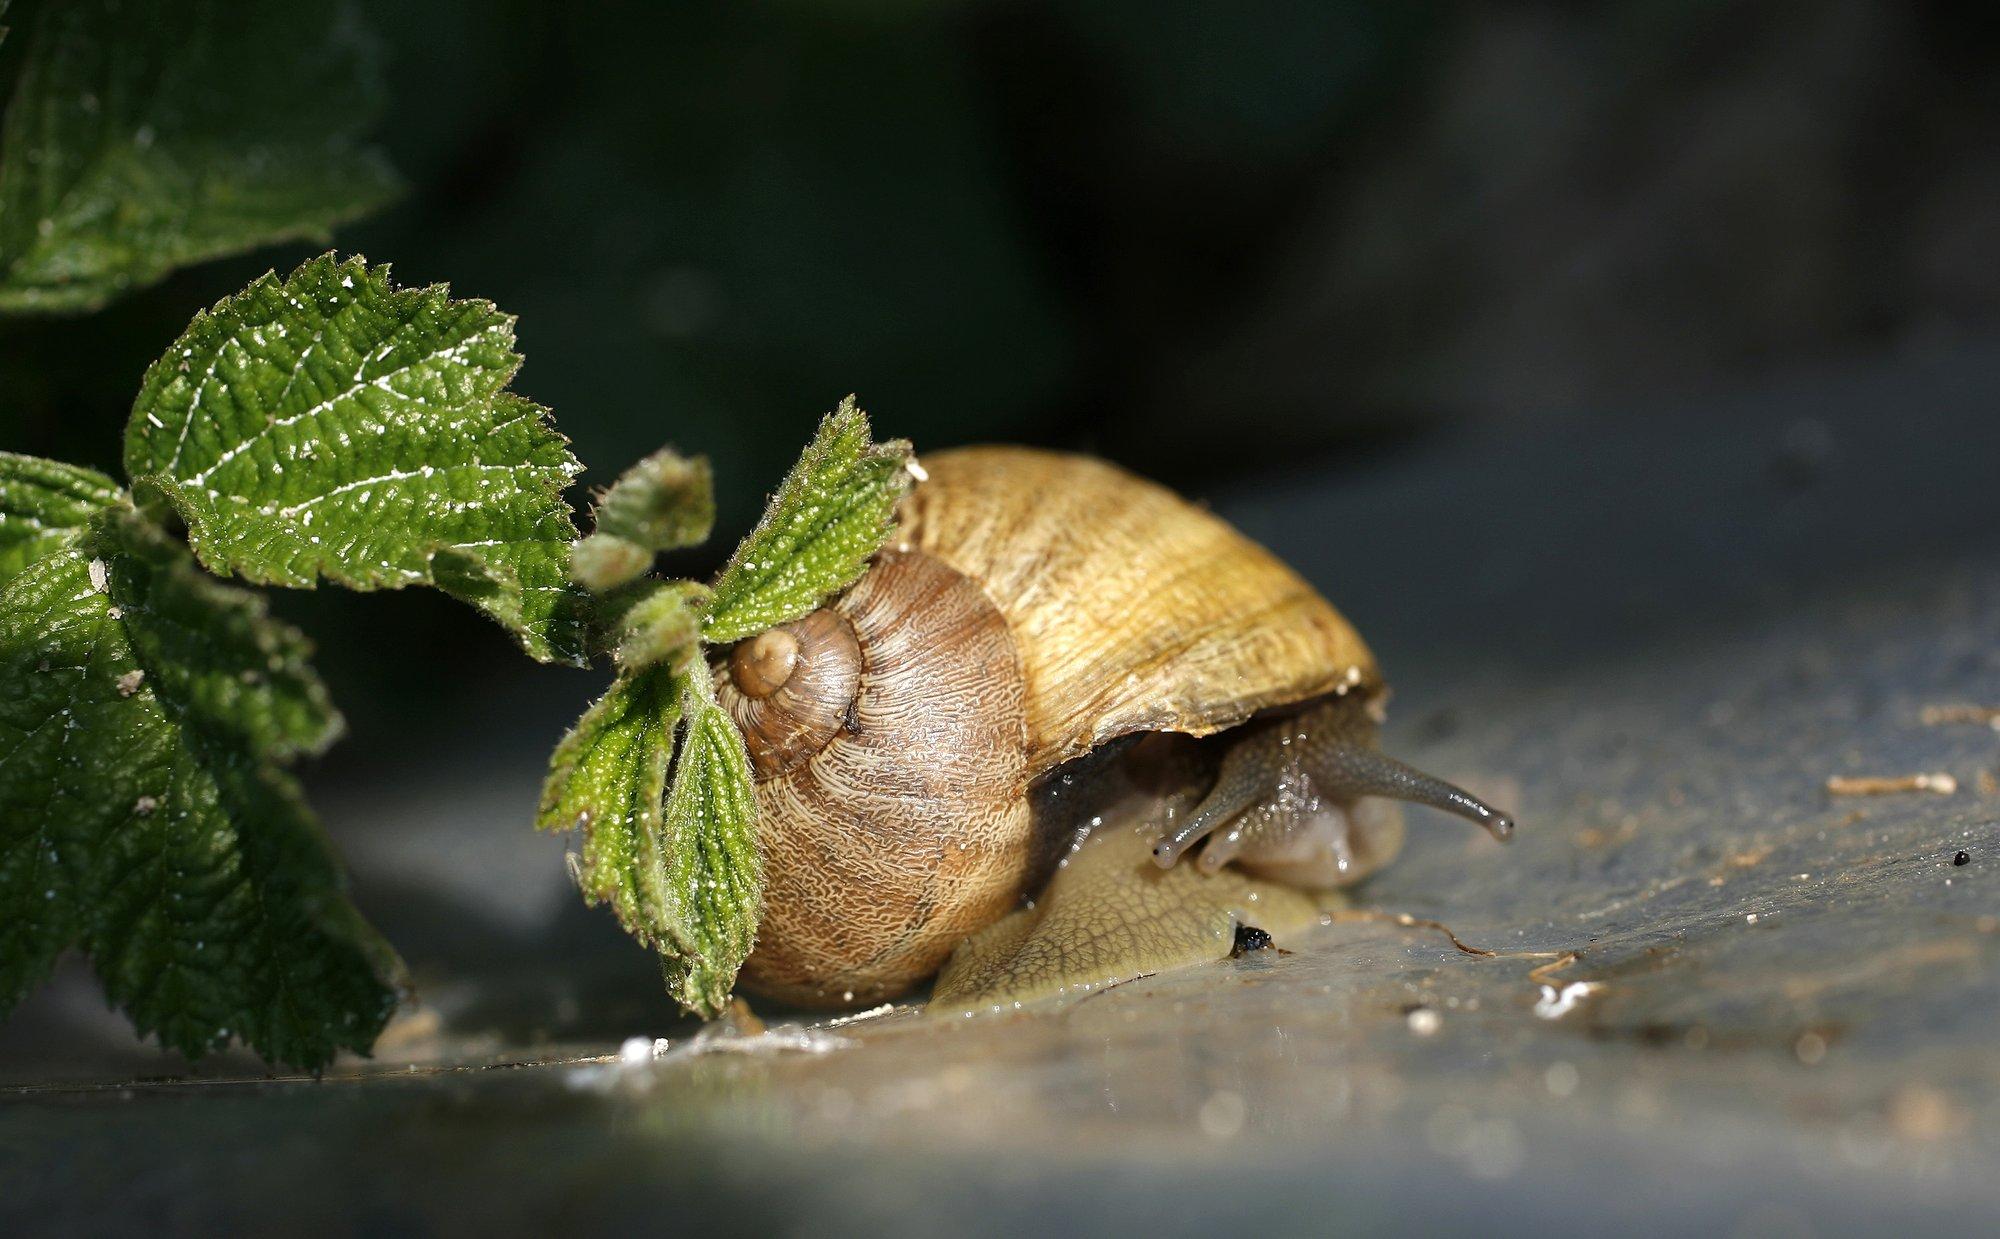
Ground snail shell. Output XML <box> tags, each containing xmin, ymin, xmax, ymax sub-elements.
<box><xmin>717</xmin><ymin>446</ymin><xmax>1378</xmax><ymax>1007</ymax></box>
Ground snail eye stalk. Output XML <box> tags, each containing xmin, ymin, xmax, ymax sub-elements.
<box><xmin>1309</xmin><ymin>742</ymin><xmax>1515</xmax><ymax>842</ymax></box>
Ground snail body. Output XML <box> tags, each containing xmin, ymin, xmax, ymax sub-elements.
<box><xmin>715</xmin><ymin>447</ymin><xmax>1510</xmax><ymax>1009</ymax></box>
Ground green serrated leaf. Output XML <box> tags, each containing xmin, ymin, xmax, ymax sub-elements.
<box><xmin>658</xmin><ymin>667</ymin><xmax>761</xmax><ymax>1017</ymax></box>
<box><xmin>431</xmin><ymin>536</ymin><xmax>591</xmax><ymax>669</ymax></box>
<box><xmin>703</xmin><ymin>397</ymin><xmax>912</xmax><ymax>644</ymax></box>
<box><xmin>0</xmin><ymin>510</ymin><xmax>395</xmax><ymax>1066</ymax></box>
<box><xmin>572</xmin><ymin>447</ymin><xmax>715</xmax><ymax>593</ymax></box>
<box><xmin>0</xmin><ymin>450</ymin><xmax>122</xmax><ymax>588</ymax></box>
<box><xmin>0</xmin><ymin>0</ymin><xmax>400</xmax><ymax>314</ymax></box>
<box><xmin>123</xmin><ymin>254</ymin><xmax>588</xmax><ymax>664</ymax></box>
<box><xmin>537</xmin><ymin>667</ymin><xmax>683</xmax><ymax>952</ymax></box>
<box><xmin>540</xmin><ymin>661</ymin><xmax>762</xmax><ymax>1019</ymax></box>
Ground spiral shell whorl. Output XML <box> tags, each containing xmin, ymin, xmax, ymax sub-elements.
<box><xmin>723</xmin><ymin>548</ymin><xmax>1033</xmax><ymax>1006</ymax></box>
<box><xmin>722</xmin><ymin>609</ymin><xmax>861</xmax><ymax>778</ymax></box>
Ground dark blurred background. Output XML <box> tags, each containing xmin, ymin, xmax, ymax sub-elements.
<box><xmin>3</xmin><ymin>0</ymin><xmax>1999</xmax><ymax>1057</ymax></box>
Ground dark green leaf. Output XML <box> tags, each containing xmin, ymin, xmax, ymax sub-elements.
<box><xmin>0</xmin><ymin>450</ymin><xmax>121</xmax><ymax>588</ymax></box>
<box><xmin>702</xmin><ymin>398</ymin><xmax>912</xmax><ymax>644</ymax></box>
<box><xmin>124</xmin><ymin>255</ymin><xmax>588</xmax><ymax>664</ymax></box>
<box><xmin>0</xmin><ymin>0</ymin><xmax>400</xmax><ymax>313</ymax></box>
<box><xmin>0</xmin><ymin>510</ymin><xmax>396</xmax><ymax>1067</ymax></box>
<box><xmin>108</xmin><ymin>515</ymin><xmax>343</xmax><ymax>761</ymax></box>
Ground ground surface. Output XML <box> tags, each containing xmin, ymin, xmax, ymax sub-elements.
<box><xmin>3</xmin><ymin>342</ymin><xmax>1998</xmax><ymax>1236</ymax></box>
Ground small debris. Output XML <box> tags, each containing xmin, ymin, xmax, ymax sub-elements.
<box><xmin>1794</xmin><ymin>1031</ymin><xmax>1828</xmax><ymax>1065</ymax></box>
<box><xmin>115</xmin><ymin>670</ymin><xmax>145</xmax><ymax>698</ymax></box>
<box><xmin>1230</xmin><ymin>923</ymin><xmax>1274</xmax><ymax>958</ymax></box>
<box><xmin>656</xmin><ymin>1021</ymin><xmax>851</xmax><ymax>1063</ymax></box>
<box><xmin>1826</xmin><ymin>772</ymin><xmax>1956</xmax><ymax>797</ymax></box>
<box><xmin>1726</xmin><ymin>845</ymin><xmax>1773</xmax><ymax>869</ymax></box>
<box><xmin>1197</xmin><ymin>1089</ymin><xmax>1247</xmax><ymax>1139</ymax></box>
<box><xmin>824</xmin><ymin>1003</ymin><xmax>898</xmax><ymax>1028</ymax></box>
<box><xmin>1920</xmin><ymin>703</ymin><xmax>2000</xmax><ymax>731</ymax></box>
<box><xmin>1533</xmin><ymin>981</ymin><xmax>1602</xmax><ymax>1020</ymax></box>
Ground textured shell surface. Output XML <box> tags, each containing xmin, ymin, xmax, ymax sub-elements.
<box><xmin>728</xmin><ymin>549</ymin><xmax>1032</xmax><ymax>1005</ymax></box>
<box><xmin>898</xmin><ymin>445</ymin><xmax>1380</xmax><ymax>774</ymax></box>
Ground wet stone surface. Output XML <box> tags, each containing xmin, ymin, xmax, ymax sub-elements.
<box><xmin>4</xmin><ymin>349</ymin><xmax>2000</xmax><ymax>1234</ymax></box>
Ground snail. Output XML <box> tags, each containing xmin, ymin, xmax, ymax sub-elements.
<box><xmin>713</xmin><ymin>446</ymin><xmax>1513</xmax><ymax>1010</ymax></box>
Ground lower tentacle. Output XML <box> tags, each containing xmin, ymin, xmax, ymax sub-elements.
<box><xmin>1151</xmin><ymin>743</ymin><xmax>1270</xmax><ymax>867</ymax></box>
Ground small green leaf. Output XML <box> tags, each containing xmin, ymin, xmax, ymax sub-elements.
<box><xmin>0</xmin><ymin>450</ymin><xmax>122</xmax><ymax>588</ymax></box>
<box><xmin>572</xmin><ymin>447</ymin><xmax>714</xmax><ymax>592</ymax></box>
<box><xmin>657</xmin><ymin>668</ymin><xmax>761</xmax><ymax>1018</ymax></box>
<box><xmin>0</xmin><ymin>509</ymin><xmax>396</xmax><ymax>1067</ymax></box>
<box><xmin>537</xmin><ymin>667</ymin><xmax>682</xmax><ymax>952</ymax></box>
<box><xmin>612</xmin><ymin>580</ymin><xmax>708</xmax><ymax>674</ymax></box>
<box><xmin>702</xmin><ymin>397</ymin><xmax>912</xmax><ymax>643</ymax></box>
<box><xmin>124</xmin><ymin>255</ymin><xmax>588</xmax><ymax>664</ymax></box>
<box><xmin>595</xmin><ymin>447</ymin><xmax>715</xmax><ymax>551</ymax></box>
<box><xmin>569</xmin><ymin>535</ymin><xmax>655</xmax><ymax>595</ymax></box>
<box><xmin>0</xmin><ymin>0</ymin><xmax>400</xmax><ymax>314</ymax></box>
<box><xmin>540</xmin><ymin>660</ymin><xmax>762</xmax><ymax>1019</ymax></box>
